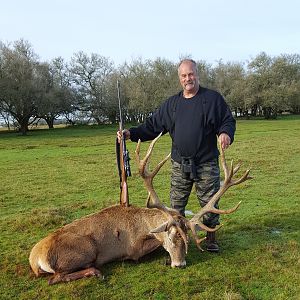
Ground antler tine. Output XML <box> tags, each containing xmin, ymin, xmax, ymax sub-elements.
<box><xmin>188</xmin><ymin>220</ymin><xmax>220</xmax><ymax>233</ymax></box>
<box><xmin>135</xmin><ymin>133</ymin><xmax>165</xmax><ymax>179</ymax></box>
<box><xmin>231</xmin><ymin>169</ymin><xmax>252</xmax><ymax>186</ymax></box>
<box><xmin>230</xmin><ymin>160</ymin><xmax>234</xmax><ymax>178</ymax></box>
<box><xmin>151</xmin><ymin>153</ymin><xmax>171</xmax><ymax>177</ymax></box>
<box><xmin>188</xmin><ymin>222</ymin><xmax>221</xmax><ymax>251</ymax></box>
<box><xmin>194</xmin><ymin>237</ymin><xmax>207</xmax><ymax>251</ymax></box>
<box><xmin>233</xmin><ymin>161</ymin><xmax>242</xmax><ymax>175</ymax></box>
<box><xmin>143</xmin><ymin>132</ymin><xmax>163</xmax><ymax>166</ymax></box>
<box><xmin>219</xmin><ymin>142</ymin><xmax>230</xmax><ymax>181</ymax></box>
<box><xmin>135</xmin><ymin>139</ymin><xmax>141</xmax><ymax>162</ymax></box>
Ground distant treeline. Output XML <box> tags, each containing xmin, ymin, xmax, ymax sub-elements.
<box><xmin>0</xmin><ymin>39</ymin><xmax>299</xmax><ymax>134</ymax></box>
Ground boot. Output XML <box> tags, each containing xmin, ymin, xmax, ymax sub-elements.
<box><xmin>206</xmin><ymin>232</ymin><xmax>219</xmax><ymax>253</ymax></box>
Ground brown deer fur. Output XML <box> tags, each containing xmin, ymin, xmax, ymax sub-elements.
<box><xmin>29</xmin><ymin>205</ymin><xmax>187</xmax><ymax>284</ymax></box>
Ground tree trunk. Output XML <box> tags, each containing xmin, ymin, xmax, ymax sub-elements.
<box><xmin>19</xmin><ymin>121</ymin><xmax>29</xmax><ymax>135</ymax></box>
<box><xmin>263</xmin><ymin>107</ymin><xmax>272</xmax><ymax>119</ymax></box>
<box><xmin>45</xmin><ymin>117</ymin><xmax>54</xmax><ymax>129</ymax></box>
<box><xmin>251</xmin><ymin>104</ymin><xmax>258</xmax><ymax>117</ymax></box>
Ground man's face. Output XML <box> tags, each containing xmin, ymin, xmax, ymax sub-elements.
<box><xmin>178</xmin><ymin>62</ymin><xmax>199</xmax><ymax>94</ymax></box>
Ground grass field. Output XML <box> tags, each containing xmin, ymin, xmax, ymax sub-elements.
<box><xmin>0</xmin><ymin>117</ymin><xmax>299</xmax><ymax>300</ymax></box>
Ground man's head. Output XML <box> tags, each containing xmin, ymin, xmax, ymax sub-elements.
<box><xmin>178</xmin><ymin>59</ymin><xmax>199</xmax><ymax>97</ymax></box>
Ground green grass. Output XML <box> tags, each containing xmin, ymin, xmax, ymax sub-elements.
<box><xmin>0</xmin><ymin>117</ymin><xmax>299</xmax><ymax>300</ymax></box>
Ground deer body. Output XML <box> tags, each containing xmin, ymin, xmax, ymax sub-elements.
<box><xmin>29</xmin><ymin>134</ymin><xmax>251</xmax><ymax>284</ymax></box>
<box><xmin>29</xmin><ymin>205</ymin><xmax>186</xmax><ymax>284</ymax></box>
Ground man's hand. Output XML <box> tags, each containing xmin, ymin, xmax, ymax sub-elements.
<box><xmin>218</xmin><ymin>133</ymin><xmax>231</xmax><ymax>150</ymax></box>
<box><xmin>117</xmin><ymin>129</ymin><xmax>130</xmax><ymax>143</ymax></box>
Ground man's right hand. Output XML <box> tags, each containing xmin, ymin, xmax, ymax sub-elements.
<box><xmin>117</xmin><ymin>129</ymin><xmax>130</xmax><ymax>143</ymax></box>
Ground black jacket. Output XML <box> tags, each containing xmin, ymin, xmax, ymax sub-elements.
<box><xmin>129</xmin><ymin>87</ymin><xmax>236</xmax><ymax>164</ymax></box>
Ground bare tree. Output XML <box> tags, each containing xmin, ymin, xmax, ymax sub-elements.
<box><xmin>69</xmin><ymin>51</ymin><xmax>114</xmax><ymax>124</ymax></box>
<box><xmin>35</xmin><ymin>58</ymin><xmax>75</xmax><ymax>128</ymax></box>
<box><xmin>0</xmin><ymin>39</ymin><xmax>39</xmax><ymax>134</ymax></box>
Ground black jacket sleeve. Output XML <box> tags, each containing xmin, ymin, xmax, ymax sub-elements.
<box><xmin>216</xmin><ymin>94</ymin><xmax>236</xmax><ymax>143</ymax></box>
<box><xmin>129</xmin><ymin>97</ymin><xmax>174</xmax><ymax>142</ymax></box>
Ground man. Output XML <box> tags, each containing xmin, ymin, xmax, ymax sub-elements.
<box><xmin>118</xmin><ymin>59</ymin><xmax>236</xmax><ymax>252</ymax></box>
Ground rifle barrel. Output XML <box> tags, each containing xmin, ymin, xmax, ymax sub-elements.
<box><xmin>117</xmin><ymin>80</ymin><xmax>123</xmax><ymax>128</ymax></box>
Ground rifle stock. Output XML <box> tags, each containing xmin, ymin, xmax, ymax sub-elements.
<box><xmin>119</xmin><ymin>123</ymin><xmax>129</xmax><ymax>207</ymax></box>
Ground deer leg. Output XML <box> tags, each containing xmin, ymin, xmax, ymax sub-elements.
<box><xmin>48</xmin><ymin>267</ymin><xmax>103</xmax><ymax>285</ymax></box>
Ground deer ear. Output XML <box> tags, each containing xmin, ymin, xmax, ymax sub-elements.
<box><xmin>150</xmin><ymin>221</ymin><xmax>168</xmax><ymax>233</ymax></box>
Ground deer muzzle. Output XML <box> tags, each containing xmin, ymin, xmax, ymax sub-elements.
<box><xmin>171</xmin><ymin>260</ymin><xmax>187</xmax><ymax>268</ymax></box>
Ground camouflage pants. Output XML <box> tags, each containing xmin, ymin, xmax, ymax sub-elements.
<box><xmin>170</xmin><ymin>158</ymin><xmax>220</xmax><ymax>227</ymax></box>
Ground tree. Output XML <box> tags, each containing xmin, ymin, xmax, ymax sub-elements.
<box><xmin>0</xmin><ymin>39</ymin><xmax>39</xmax><ymax>134</ymax></box>
<box><xmin>149</xmin><ymin>57</ymin><xmax>179</xmax><ymax>106</ymax></box>
<box><xmin>270</xmin><ymin>54</ymin><xmax>300</xmax><ymax>114</ymax></box>
<box><xmin>35</xmin><ymin>58</ymin><xmax>75</xmax><ymax>128</ymax></box>
<box><xmin>196</xmin><ymin>60</ymin><xmax>214</xmax><ymax>89</ymax></box>
<box><xmin>120</xmin><ymin>58</ymin><xmax>178</xmax><ymax>123</ymax></box>
<box><xmin>120</xmin><ymin>58</ymin><xmax>155</xmax><ymax>123</ymax></box>
<box><xmin>247</xmin><ymin>52</ymin><xmax>300</xmax><ymax>118</ymax></box>
<box><xmin>69</xmin><ymin>52</ymin><xmax>115</xmax><ymax>124</ymax></box>
<box><xmin>211</xmin><ymin>60</ymin><xmax>247</xmax><ymax>116</ymax></box>
<box><xmin>247</xmin><ymin>52</ymin><xmax>274</xmax><ymax>118</ymax></box>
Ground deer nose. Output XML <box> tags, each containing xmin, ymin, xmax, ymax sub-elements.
<box><xmin>172</xmin><ymin>264</ymin><xmax>186</xmax><ymax>269</ymax></box>
<box><xmin>171</xmin><ymin>261</ymin><xmax>186</xmax><ymax>268</ymax></box>
<box><xmin>174</xmin><ymin>264</ymin><xmax>186</xmax><ymax>269</ymax></box>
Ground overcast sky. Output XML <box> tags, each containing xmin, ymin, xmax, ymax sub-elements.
<box><xmin>1</xmin><ymin>0</ymin><xmax>299</xmax><ymax>66</ymax></box>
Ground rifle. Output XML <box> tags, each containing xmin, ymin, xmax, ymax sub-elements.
<box><xmin>116</xmin><ymin>80</ymin><xmax>131</xmax><ymax>207</ymax></box>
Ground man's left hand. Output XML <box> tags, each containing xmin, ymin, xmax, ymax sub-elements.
<box><xmin>218</xmin><ymin>133</ymin><xmax>231</xmax><ymax>150</ymax></box>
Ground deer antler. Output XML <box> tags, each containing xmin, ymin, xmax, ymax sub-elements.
<box><xmin>135</xmin><ymin>132</ymin><xmax>171</xmax><ymax>210</ymax></box>
<box><xmin>135</xmin><ymin>133</ymin><xmax>189</xmax><ymax>253</ymax></box>
<box><xmin>188</xmin><ymin>140</ymin><xmax>253</xmax><ymax>250</ymax></box>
